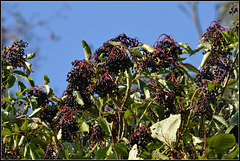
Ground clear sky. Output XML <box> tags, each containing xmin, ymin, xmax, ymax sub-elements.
<box><xmin>2</xmin><ymin>1</ymin><xmax>222</xmax><ymax>97</ymax></box>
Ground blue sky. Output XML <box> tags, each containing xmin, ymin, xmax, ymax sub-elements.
<box><xmin>2</xmin><ymin>1</ymin><xmax>222</xmax><ymax>97</ymax></box>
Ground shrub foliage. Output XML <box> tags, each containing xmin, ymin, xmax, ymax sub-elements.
<box><xmin>1</xmin><ymin>9</ymin><xmax>239</xmax><ymax>160</ymax></box>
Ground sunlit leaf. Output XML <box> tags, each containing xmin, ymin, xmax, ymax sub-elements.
<box><xmin>24</xmin><ymin>52</ymin><xmax>35</xmax><ymax>59</ymax></box>
<box><xmin>199</xmin><ymin>51</ymin><xmax>211</xmax><ymax>70</ymax></box>
<box><xmin>212</xmin><ymin>115</ymin><xmax>228</xmax><ymax>127</ymax></box>
<box><xmin>128</xmin><ymin>144</ymin><xmax>143</xmax><ymax>160</ymax></box>
<box><xmin>29</xmin><ymin>107</ymin><xmax>42</xmax><ymax>118</ymax></box>
<box><xmin>138</xmin><ymin>44</ymin><xmax>154</xmax><ymax>53</ymax></box>
<box><xmin>82</xmin><ymin>40</ymin><xmax>92</xmax><ymax>61</ymax></box>
<box><xmin>100</xmin><ymin>118</ymin><xmax>112</xmax><ymax>136</ymax></box>
<box><xmin>150</xmin><ymin>114</ymin><xmax>181</xmax><ymax>147</ymax></box>
<box><xmin>43</xmin><ymin>74</ymin><xmax>50</xmax><ymax>85</ymax></box>
<box><xmin>73</xmin><ymin>90</ymin><xmax>84</xmax><ymax>106</ymax></box>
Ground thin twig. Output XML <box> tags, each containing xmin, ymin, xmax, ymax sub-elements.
<box><xmin>136</xmin><ymin>96</ymin><xmax>158</xmax><ymax>128</ymax></box>
<box><xmin>111</xmin><ymin>135</ymin><xmax>119</xmax><ymax>159</ymax></box>
<box><xmin>202</xmin><ymin>114</ymin><xmax>208</xmax><ymax>159</ymax></box>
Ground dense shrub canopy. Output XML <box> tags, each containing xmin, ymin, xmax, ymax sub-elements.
<box><xmin>1</xmin><ymin>5</ymin><xmax>239</xmax><ymax>160</ymax></box>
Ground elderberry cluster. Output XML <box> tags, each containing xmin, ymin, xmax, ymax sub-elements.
<box><xmin>105</xmin><ymin>46</ymin><xmax>133</xmax><ymax>75</ymax></box>
<box><xmin>138</xmin><ymin>34</ymin><xmax>182</xmax><ymax>73</ymax></box>
<box><xmin>194</xmin><ymin>66</ymin><xmax>214</xmax><ymax>86</ymax></box>
<box><xmin>94</xmin><ymin>33</ymin><xmax>139</xmax><ymax>75</ymax></box>
<box><xmin>64</xmin><ymin>60</ymin><xmax>95</xmax><ymax>111</ymax></box>
<box><xmin>195</xmin><ymin>20</ymin><xmax>235</xmax><ymax>87</ymax></box>
<box><xmin>128</xmin><ymin>124</ymin><xmax>152</xmax><ymax>149</ymax></box>
<box><xmin>193</xmin><ymin>89</ymin><xmax>215</xmax><ymax>120</ymax></box>
<box><xmin>1</xmin><ymin>40</ymin><xmax>28</xmax><ymax>69</ymax></box>
<box><xmin>91</xmin><ymin>72</ymin><xmax>118</xmax><ymax>98</ymax></box>
<box><xmin>154</xmin><ymin>84</ymin><xmax>181</xmax><ymax>118</ymax></box>
<box><xmin>87</xmin><ymin>123</ymin><xmax>105</xmax><ymax>149</ymax></box>
<box><xmin>27</xmin><ymin>86</ymin><xmax>49</xmax><ymax>107</ymax></box>
<box><xmin>94</xmin><ymin>33</ymin><xmax>140</xmax><ymax>63</ymax></box>
<box><xmin>55</xmin><ymin>106</ymin><xmax>79</xmax><ymax>142</ymax></box>
<box><xmin>43</xmin><ymin>144</ymin><xmax>60</xmax><ymax>159</ymax></box>
<box><xmin>202</xmin><ymin>20</ymin><xmax>227</xmax><ymax>46</ymax></box>
<box><xmin>66</xmin><ymin>60</ymin><xmax>95</xmax><ymax>90</ymax></box>
<box><xmin>38</xmin><ymin>107</ymin><xmax>58</xmax><ymax>123</ymax></box>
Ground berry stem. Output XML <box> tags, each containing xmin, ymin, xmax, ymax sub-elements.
<box><xmin>201</xmin><ymin>114</ymin><xmax>208</xmax><ymax>159</ymax></box>
<box><xmin>136</xmin><ymin>96</ymin><xmax>158</xmax><ymax>128</ymax></box>
<box><xmin>111</xmin><ymin>134</ymin><xmax>119</xmax><ymax>159</ymax></box>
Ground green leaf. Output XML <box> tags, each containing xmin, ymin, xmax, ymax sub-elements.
<box><xmin>128</xmin><ymin>144</ymin><xmax>143</xmax><ymax>160</ymax></box>
<box><xmin>43</xmin><ymin>74</ymin><xmax>50</xmax><ymax>85</ymax></box>
<box><xmin>57</xmin><ymin>129</ymin><xmax>62</xmax><ymax>140</ymax></box>
<box><xmin>108</xmin><ymin>41</ymin><xmax>122</xmax><ymax>46</ymax></box>
<box><xmin>94</xmin><ymin>147</ymin><xmax>109</xmax><ymax>159</ymax></box>
<box><xmin>226</xmin><ymin>111</ymin><xmax>239</xmax><ymax>133</ymax></box>
<box><xmin>82</xmin><ymin>40</ymin><xmax>92</xmax><ymax>61</ymax></box>
<box><xmin>207</xmin><ymin>133</ymin><xmax>236</xmax><ymax>154</ymax></box>
<box><xmin>130</xmin><ymin>48</ymin><xmax>143</xmax><ymax>57</ymax></box>
<box><xmin>229</xmin><ymin>146</ymin><xmax>238</xmax><ymax>159</ymax></box>
<box><xmin>1</xmin><ymin>108</ymin><xmax>10</xmax><ymax>120</ymax></box>
<box><xmin>178</xmin><ymin>42</ymin><xmax>193</xmax><ymax>54</ymax></box>
<box><xmin>153</xmin><ymin>149</ymin><xmax>169</xmax><ymax>159</ymax></box>
<box><xmin>138</xmin><ymin>44</ymin><xmax>154</xmax><ymax>53</ymax></box>
<box><xmin>43</xmin><ymin>85</ymin><xmax>53</xmax><ymax>97</ymax></box>
<box><xmin>98</xmin><ymin>53</ymin><xmax>105</xmax><ymax>61</ymax></box>
<box><xmin>226</xmin><ymin>79</ymin><xmax>237</xmax><ymax>88</ymax></box>
<box><xmin>24</xmin><ymin>52</ymin><xmax>35</xmax><ymax>59</ymax></box>
<box><xmin>29</xmin><ymin>107</ymin><xmax>42</xmax><ymax>118</ymax></box>
<box><xmin>158</xmin><ymin>68</ymin><xmax>172</xmax><ymax>75</ymax></box>
<box><xmin>24</xmin><ymin>143</ymin><xmax>29</xmax><ymax>157</ymax></box>
<box><xmin>124</xmin><ymin>109</ymin><xmax>135</xmax><ymax>127</ymax></box>
<box><xmin>63</xmin><ymin>142</ymin><xmax>74</xmax><ymax>156</ymax></box>
<box><xmin>65</xmin><ymin>148</ymin><xmax>69</xmax><ymax>159</ymax></box>
<box><xmin>24</xmin><ymin>61</ymin><xmax>33</xmax><ymax>74</ymax></box>
<box><xmin>150</xmin><ymin>114</ymin><xmax>181</xmax><ymax>147</ymax></box>
<box><xmin>115</xmin><ymin>143</ymin><xmax>128</xmax><ymax>156</ymax></box>
<box><xmin>12</xmin><ymin>123</ymin><xmax>19</xmax><ymax>133</ymax></box>
<box><xmin>130</xmin><ymin>92</ymin><xmax>142</xmax><ymax>104</ymax></box>
<box><xmin>182</xmin><ymin>63</ymin><xmax>200</xmax><ymax>74</ymax></box>
<box><xmin>207</xmin><ymin>82</ymin><xmax>216</xmax><ymax>90</ymax></box>
<box><xmin>18</xmin><ymin>81</ymin><xmax>27</xmax><ymax>94</ymax></box>
<box><xmin>212</xmin><ymin>115</ymin><xmax>228</xmax><ymax>127</ymax></box>
<box><xmin>141</xmin><ymin>151</ymin><xmax>151</xmax><ymax>159</ymax></box>
<box><xmin>73</xmin><ymin>90</ymin><xmax>84</xmax><ymax>106</ymax></box>
<box><xmin>30</xmin><ymin>145</ymin><xmax>39</xmax><ymax>159</ymax></box>
<box><xmin>1</xmin><ymin>128</ymin><xmax>12</xmax><ymax>136</ymax></box>
<box><xmin>6</xmin><ymin>75</ymin><xmax>17</xmax><ymax>88</ymax></box>
<box><xmin>221</xmin><ymin>31</ymin><xmax>230</xmax><ymax>44</ymax></box>
<box><xmin>192</xmin><ymin>135</ymin><xmax>203</xmax><ymax>146</ymax></box>
<box><xmin>199</xmin><ymin>51</ymin><xmax>211</xmax><ymax>70</ymax></box>
<box><xmin>175</xmin><ymin>65</ymin><xmax>194</xmax><ymax>83</ymax></box>
<box><xmin>18</xmin><ymin>74</ymin><xmax>35</xmax><ymax>87</ymax></box>
<box><xmin>100</xmin><ymin>118</ymin><xmax>112</xmax><ymax>136</ymax></box>
<box><xmin>21</xmin><ymin>120</ymin><xmax>29</xmax><ymax>131</ymax></box>
<box><xmin>28</xmin><ymin>123</ymin><xmax>38</xmax><ymax>130</ymax></box>
<box><xmin>80</xmin><ymin>121</ymin><xmax>89</xmax><ymax>133</ymax></box>
<box><xmin>192</xmin><ymin>43</ymin><xmax>205</xmax><ymax>54</ymax></box>
<box><xmin>137</xmin><ymin>79</ymin><xmax>146</xmax><ymax>91</ymax></box>
<box><xmin>18</xmin><ymin>136</ymin><xmax>25</xmax><ymax>147</ymax></box>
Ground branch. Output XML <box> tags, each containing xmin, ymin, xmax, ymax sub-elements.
<box><xmin>192</xmin><ymin>2</ymin><xmax>203</xmax><ymax>39</ymax></box>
